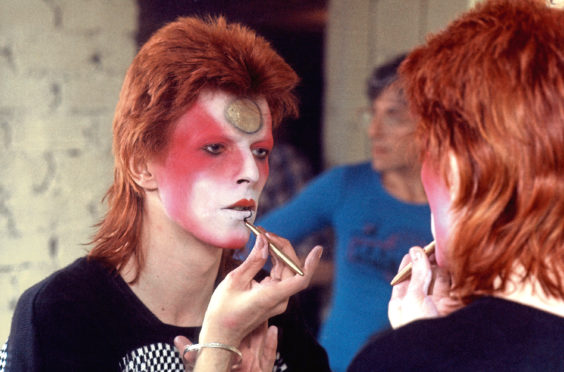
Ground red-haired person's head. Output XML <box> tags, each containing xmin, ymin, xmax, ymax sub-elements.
<box><xmin>400</xmin><ymin>0</ymin><xmax>564</xmax><ymax>302</ymax></box>
<box><xmin>88</xmin><ymin>16</ymin><xmax>299</xmax><ymax>281</ymax></box>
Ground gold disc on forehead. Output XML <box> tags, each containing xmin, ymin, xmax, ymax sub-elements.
<box><xmin>225</xmin><ymin>98</ymin><xmax>263</xmax><ymax>133</ymax></box>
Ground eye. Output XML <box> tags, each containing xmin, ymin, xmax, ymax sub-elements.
<box><xmin>203</xmin><ymin>143</ymin><xmax>225</xmax><ymax>155</ymax></box>
<box><xmin>252</xmin><ymin>147</ymin><xmax>270</xmax><ymax>160</ymax></box>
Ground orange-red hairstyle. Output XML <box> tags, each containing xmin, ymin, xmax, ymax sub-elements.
<box><xmin>400</xmin><ymin>0</ymin><xmax>564</xmax><ymax>302</ymax></box>
<box><xmin>88</xmin><ymin>16</ymin><xmax>300</xmax><ymax>281</ymax></box>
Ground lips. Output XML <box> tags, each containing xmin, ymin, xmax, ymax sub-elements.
<box><xmin>226</xmin><ymin>199</ymin><xmax>256</xmax><ymax>212</ymax></box>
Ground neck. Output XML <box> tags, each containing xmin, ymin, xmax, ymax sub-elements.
<box><xmin>381</xmin><ymin>166</ymin><xmax>427</xmax><ymax>204</ymax></box>
<box><xmin>494</xmin><ymin>270</ymin><xmax>564</xmax><ymax>318</ymax></box>
<box><xmin>121</xmin><ymin>191</ymin><xmax>225</xmax><ymax>327</ymax></box>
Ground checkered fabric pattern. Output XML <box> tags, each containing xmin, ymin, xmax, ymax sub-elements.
<box><xmin>119</xmin><ymin>342</ymin><xmax>185</xmax><ymax>371</ymax></box>
<box><xmin>273</xmin><ymin>352</ymin><xmax>288</xmax><ymax>372</ymax></box>
<box><xmin>0</xmin><ymin>342</ymin><xmax>8</xmax><ymax>372</ymax></box>
<box><xmin>120</xmin><ymin>343</ymin><xmax>289</xmax><ymax>372</ymax></box>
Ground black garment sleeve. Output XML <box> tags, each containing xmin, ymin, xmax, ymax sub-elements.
<box><xmin>271</xmin><ymin>295</ymin><xmax>331</xmax><ymax>371</ymax></box>
<box><xmin>3</xmin><ymin>287</ymin><xmax>41</xmax><ymax>371</ymax></box>
<box><xmin>4</xmin><ymin>268</ymin><xmax>118</xmax><ymax>372</ymax></box>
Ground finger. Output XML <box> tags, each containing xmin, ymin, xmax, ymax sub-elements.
<box><xmin>229</xmin><ymin>234</ymin><xmax>269</xmax><ymax>284</ymax></box>
<box><xmin>388</xmin><ymin>254</ymin><xmax>411</xmax><ymax>328</ymax></box>
<box><xmin>174</xmin><ymin>335</ymin><xmax>195</xmax><ymax>367</ymax></box>
<box><xmin>302</xmin><ymin>245</ymin><xmax>323</xmax><ymax>280</ymax></box>
<box><xmin>261</xmin><ymin>326</ymin><xmax>278</xmax><ymax>371</ymax></box>
<box><xmin>264</xmin><ymin>232</ymin><xmax>302</xmax><ymax>279</ymax></box>
<box><xmin>391</xmin><ymin>254</ymin><xmax>412</xmax><ymax>298</ymax></box>
<box><xmin>265</xmin><ymin>245</ymin><xmax>323</xmax><ymax>300</ymax></box>
<box><xmin>406</xmin><ymin>247</ymin><xmax>432</xmax><ymax>299</ymax></box>
<box><xmin>239</xmin><ymin>322</ymin><xmax>268</xmax><ymax>372</ymax></box>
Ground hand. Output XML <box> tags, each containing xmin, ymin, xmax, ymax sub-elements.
<box><xmin>388</xmin><ymin>246</ymin><xmax>462</xmax><ymax>329</ymax></box>
<box><xmin>174</xmin><ymin>324</ymin><xmax>277</xmax><ymax>372</ymax></box>
<box><xmin>199</xmin><ymin>233</ymin><xmax>323</xmax><ymax>346</ymax></box>
<box><xmin>238</xmin><ymin>323</ymin><xmax>278</xmax><ymax>372</ymax></box>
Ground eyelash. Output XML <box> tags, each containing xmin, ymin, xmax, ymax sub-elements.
<box><xmin>253</xmin><ymin>148</ymin><xmax>270</xmax><ymax>160</ymax></box>
<box><xmin>202</xmin><ymin>144</ymin><xmax>270</xmax><ymax>160</ymax></box>
<box><xmin>203</xmin><ymin>144</ymin><xmax>225</xmax><ymax>155</ymax></box>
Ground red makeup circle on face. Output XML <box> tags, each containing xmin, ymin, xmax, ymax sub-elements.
<box><xmin>421</xmin><ymin>158</ymin><xmax>452</xmax><ymax>267</ymax></box>
<box><xmin>152</xmin><ymin>91</ymin><xmax>273</xmax><ymax>249</ymax></box>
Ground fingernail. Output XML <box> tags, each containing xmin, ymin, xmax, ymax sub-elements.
<box><xmin>410</xmin><ymin>248</ymin><xmax>422</xmax><ymax>261</ymax></box>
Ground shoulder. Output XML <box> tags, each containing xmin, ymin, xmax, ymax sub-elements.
<box><xmin>7</xmin><ymin>258</ymin><xmax>117</xmax><ymax>370</ymax></box>
<box><xmin>15</xmin><ymin>257</ymin><xmax>115</xmax><ymax>324</ymax></box>
<box><xmin>349</xmin><ymin>297</ymin><xmax>564</xmax><ymax>372</ymax></box>
<box><xmin>348</xmin><ymin>310</ymin><xmax>474</xmax><ymax>372</ymax></box>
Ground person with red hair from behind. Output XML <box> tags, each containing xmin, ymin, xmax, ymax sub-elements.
<box><xmin>1</xmin><ymin>16</ymin><xmax>329</xmax><ymax>372</ymax></box>
<box><xmin>348</xmin><ymin>0</ymin><xmax>564</xmax><ymax>370</ymax></box>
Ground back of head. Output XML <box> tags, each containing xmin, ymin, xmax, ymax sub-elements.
<box><xmin>366</xmin><ymin>53</ymin><xmax>407</xmax><ymax>101</ymax></box>
<box><xmin>401</xmin><ymin>0</ymin><xmax>564</xmax><ymax>301</ymax></box>
<box><xmin>90</xmin><ymin>16</ymin><xmax>300</xmax><ymax>279</ymax></box>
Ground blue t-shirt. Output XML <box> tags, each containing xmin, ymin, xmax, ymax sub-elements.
<box><xmin>258</xmin><ymin>162</ymin><xmax>432</xmax><ymax>372</ymax></box>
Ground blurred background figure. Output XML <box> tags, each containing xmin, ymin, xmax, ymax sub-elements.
<box><xmin>255</xmin><ymin>54</ymin><xmax>432</xmax><ymax>372</ymax></box>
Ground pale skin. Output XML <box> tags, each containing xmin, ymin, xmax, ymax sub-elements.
<box><xmin>123</xmin><ymin>89</ymin><xmax>322</xmax><ymax>371</ymax></box>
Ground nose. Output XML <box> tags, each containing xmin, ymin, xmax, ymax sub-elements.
<box><xmin>367</xmin><ymin>114</ymin><xmax>385</xmax><ymax>139</ymax></box>
<box><xmin>236</xmin><ymin>150</ymin><xmax>260</xmax><ymax>184</ymax></box>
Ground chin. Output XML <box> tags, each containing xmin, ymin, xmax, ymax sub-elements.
<box><xmin>210</xmin><ymin>232</ymin><xmax>250</xmax><ymax>250</ymax></box>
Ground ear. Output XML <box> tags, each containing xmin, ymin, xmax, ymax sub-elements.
<box><xmin>129</xmin><ymin>156</ymin><xmax>159</xmax><ymax>191</ymax></box>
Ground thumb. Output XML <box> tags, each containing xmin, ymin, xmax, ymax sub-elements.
<box><xmin>174</xmin><ymin>335</ymin><xmax>196</xmax><ymax>366</ymax></box>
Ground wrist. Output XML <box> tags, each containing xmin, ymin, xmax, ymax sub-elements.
<box><xmin>186</xmin><ymin>342</ymin><xmax>243</xmax><ymax>371</ymax></box>
<box><xmin>199</xmin><ymin>319</ymin><xmax>243</xmax><ymax>347</ymax></box>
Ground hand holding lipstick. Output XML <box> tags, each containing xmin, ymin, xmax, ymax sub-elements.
<box><xmin>388</xmin><ymin>245</ymin><xmax>461</xmax><ymax>329</ymax></box>
<box><xmin>178</xmin><ymin>233</ymin><xmax>323</xmax><ymax>371</ymax></box>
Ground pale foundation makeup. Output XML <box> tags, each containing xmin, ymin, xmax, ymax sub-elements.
<box><xmin>150</xmin><ymin>90</ymin><xmax>273</xmax><ymax>249</ymax></box>
<box><xmin>390</xmin><ymin>158</ymin><xmax>451</xmax><ymax>285</ymax></box>
<box><xmin>420</xmin><ymin>158</ymin><xmax>452</xmax><ymax>267</ymax></box>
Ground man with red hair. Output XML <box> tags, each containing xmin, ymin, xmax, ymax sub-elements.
<box><xmin>1</xmin><ymin>16</ymin><xmax>329</xmax><ymax>371</ymax></box>
<box><xmin>348</xmin><ymin>0</ymin><xmax>564</xmax><ymax>370</ymax></box>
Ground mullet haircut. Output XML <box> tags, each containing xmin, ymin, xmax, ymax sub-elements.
<box><xmin>88</xmin><ymin>16</ymin><xmax>300</xmax><ymax>281</ymax></box>
<box><xmin>401</xmin><ymin>0</ymin><xmax>564</xmax><ymax>302</ymax></box>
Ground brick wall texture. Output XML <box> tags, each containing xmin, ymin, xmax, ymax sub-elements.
<box><xmin>0</xmin><ymin>0</ymin><xmax>137</xmax><ymax>342</ymax></box>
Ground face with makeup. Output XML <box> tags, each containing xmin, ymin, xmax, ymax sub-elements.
<box><xmin>420</xmin><ymin>157</ymin><xmax>452</xmax><ymax>267</ymax></box>
<box><xmin>150</xmin><ymin>90</ymin><xmax>273</xmax><ymax>249</ymax></box>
